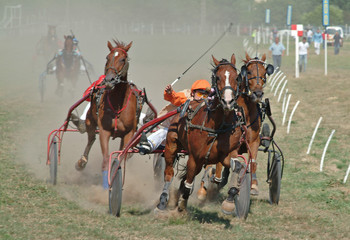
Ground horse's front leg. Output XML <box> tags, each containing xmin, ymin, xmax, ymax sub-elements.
<box><xmin>221</xmin><ymin>151</ymin><xmax>243</xmax><ymax>214</ymax></box>
<box><xmin>249</xmin><ymin>140</ymin><xmax>260</xmax><ymax>195</ymax></box>
<box><xmin>177</xmin><ymin>156</ymin><xmax>202</xmax><ymax>212</ymax></box>
<box><xmin>156</xmin><ymin>132</ymin><xmax>178</xmax><ymax>211</ymax></box>
<box><xmin>99</xmin><ymin>129</ymin><xmax>112</xmax><ymax>189</ymax></box>
<box><xmin>75</xmin><ymin>113</ymin><xmax>96</xmax><ymax>171</ymax></box>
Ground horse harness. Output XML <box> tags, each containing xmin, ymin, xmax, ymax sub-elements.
<box><xmin>183</xmin><ymin>98</ymin><xmax>245</xmax><ymax>167</ymax></box>
<box><xmin>91</xmin><ymin>47</ymin><xmax>145</xmax><ymax>137</ymax></box>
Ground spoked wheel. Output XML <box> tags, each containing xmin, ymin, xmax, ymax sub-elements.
<box><xmin>109</xmin><ymin>159</ymin><xmax>123</xmax><ymax>217</ymax></box>
<box><xmin>49</xmin><ymin>137</ymin><xmax>58</xmax><ymax>185</ymax></box>
<box><xmin>235</xmin><ymin>162</ymin><xmax>251</xmax><ymax>219</ymax></box>
<box><xmin>269</xmin><ymin>152</ymin><xmax>282</xmax><ymax>204</ymax></box>
<box><xmin>153</xmin><ymin>153</ymin><xmax>165</xmax><ymax>185</ymax></box>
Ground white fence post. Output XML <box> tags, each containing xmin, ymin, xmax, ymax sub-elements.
<box><xmin>278</xmin><ymin>80</ymin><xmax>288</xmax><ymax>102</ymax></box>
<box><xmin>320</xmin><ymin>130</ymin><xmax>336</xmax><ymax>172</ymax></box>
<box><xmin>287</xmin><ymin>100</ymin><xmax>300</xmax><ymax>134</ymax></box>
<box><xmin>344</xmin><ymin>164</ymin><xmax>350</xmax><ymax>184</ymax></box>
<box><xmin>306</xmin><ymin>117</ymin><xmax>323</xmax><ymax>154</ymax></box>
<box><xmin>282</xmin><ymin>94</ymin><xmax>291</xmax><ymax>125</ymax></box>
<box><xmin>282</xmin><ymin>89</ymin><xmax>289</xmax><ymax>113</ymax></box>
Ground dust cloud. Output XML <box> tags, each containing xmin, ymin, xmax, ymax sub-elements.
<box><xmin>1</xmin><ymin>1</ymin><xmax>247</xmax><ymax>213</ymax></box>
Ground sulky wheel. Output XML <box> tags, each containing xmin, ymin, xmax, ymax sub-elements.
<box><xmin>269</xmin><ymin>152</ymin><xmax>282</xmax><ymax>205</ymax></box>
<box><xmin>235</xmin><ymin>162</ymin><xmax>251</xmax><ymax>219</ymax></box>
<box><xmin>109</xmin><ymin>159</ymin><xmax>123</xmax><ymax>217</ymax></box>
<box><xmin>49</xmin><ymin>137</ymin><xmax>58</xmax><ymax>185</ymax></box>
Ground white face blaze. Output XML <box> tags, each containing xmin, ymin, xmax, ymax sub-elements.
<box><xmin>223</xmin><ymin>70</ymin><xmax>234</xmax><ymax>103</ymax></box>
<box><xmin>114</xmin><ymin>51</ymin><xmax>119</xmax><ymax>57</ymax></box>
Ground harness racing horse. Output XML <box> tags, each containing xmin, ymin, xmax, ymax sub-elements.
<box><xmin>197</xmin><ymin>53</ymin><xmax>274</xmax><ymax>199</ymax></box>
<box><xmin>75</xmin><ymin>40</ymin><xmax>145</xmax><ymax>189</ymax></box>
<box><xmin>36</xmin><ymin>25</ymin><xmax>61</xmax><ymax>61</ymax></box>
<box><xmin>156</xmin><ymin>54</ymin><xmax>249</xmax><ymax>216</ymax></box>
<box><xmin>55</xmin><ymin>35</ymin><xmax>81</xmax><ymax>97</ymax></box>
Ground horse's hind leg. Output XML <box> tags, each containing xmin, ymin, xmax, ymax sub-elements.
<box><xmin>156</xmin><ymin>132</ymin><xmax>178</xmax><ymax>211</ymax></box>
<box><xmin>75</xmin><ymin>116</ymin><xmax>96</xmax><ymax>171</ymax></box>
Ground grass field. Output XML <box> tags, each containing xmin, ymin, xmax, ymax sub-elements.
<box><xmin>0</xmin><ymin>32</ymin><xmax>349</xmax><ymax>239</ymax></box>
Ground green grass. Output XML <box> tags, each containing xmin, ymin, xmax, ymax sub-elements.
<box><xmin>1</xmin><ymin>33</ymin><xmax>350</xmax><ymax>239</ymax></box>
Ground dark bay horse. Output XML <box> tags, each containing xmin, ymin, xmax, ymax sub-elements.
<box><xmin>156</xmin><ymin>54</ymin><xmax>246</xmax><ymax>213</ymax></box>
<box><xmin>55</xmin><ymin>35</ymin><xmax>81</xmax><ymax>97</ymax></box>
<box><xmin>75</xmin><ymin>40</ymin><xmax>145</xmax><ymax>189</ymax></box>
<box><xmin>197</xmin><ymin>53</ymin><xmax>274</xmax><ymax>199</ymax></box>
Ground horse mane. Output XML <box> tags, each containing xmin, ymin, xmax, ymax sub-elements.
<box><xmin>113</xmin><ymin>39</ymin><xmax>128</xmax><ymax>50</ymax></box>
<box><xmin>211</xmin><ymin>58</ymin><xmax>229</xmax><ymax>70</ymax></box>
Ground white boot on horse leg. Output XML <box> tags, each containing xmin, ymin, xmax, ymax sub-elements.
<box><xmin>178</xmin><ymin>180</ymin><xmax>193</xmax><ymax>212</ymax></box>
<box><xmin>251</xmin><ymin>160</ymin><xmax>259</xmax><ymax>195</ymax></box>
<box><xmin>221</xmin><ymin>158</ymin><xmax>241</xmax><ymax>215</ymax></box>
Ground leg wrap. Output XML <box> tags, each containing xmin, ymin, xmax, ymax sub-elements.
<box><xmin>182</xmin><ymin>180</ymin><xmax>193</xmax><ymax>200</ymax></box>
<box><xmin>230</xmin><ymin>158</ymin><xmax>242</xmax><ymax>173</ymax></box>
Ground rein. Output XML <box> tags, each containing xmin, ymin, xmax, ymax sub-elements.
<box><xmin>106</xmin><ymin>83</ymin><xmax>143</xmax><ymax>134</ymax></box>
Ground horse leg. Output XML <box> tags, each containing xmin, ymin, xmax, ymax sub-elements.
<box><xmin>177</xmin><ymin>156</ymin><xmax>201</xmax><ymax>212</ymax></box>
<box><xmin>197</xmin><ymin>165</ymin><xmax>213</xmax><ymax>201</ymax></box>
<box><xmin>75</xmin><ymin>115</ymin><xmax>96</xmax><ymax>171</ymax></box>
<box><xmin>99</xmin><ymin>129</ymin><xmax>112</xmax><ymax>189</ymax></box>
<box><xmin>249</xmin><ymin>141</ymin><xmax>260</xmax><ymax>195</ymax></box>
<box><xmin>221</xmin><ymin>154</ymin><xmax>242</xmax><ymax>214</ymax></box>
<box><xmin>156</xmin><ymin>132</ymin><xmax>178</xmax><ymax>211</ymax></box>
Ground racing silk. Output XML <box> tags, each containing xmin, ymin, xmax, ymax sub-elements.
<box><xmin>163</xmin><ymin>89</ymin><xmax>190</xmax><ymax>107</ymax></box>
<box><xmin>83</xmin><ymin>75</ymin><xmax>106</xmax><ymax>101</ymax></box>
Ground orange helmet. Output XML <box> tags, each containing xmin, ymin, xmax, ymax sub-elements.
<box><xmin>191</xmin><ymin>79</ymin><xmax>211</xmax><ymax>93</ymax></box>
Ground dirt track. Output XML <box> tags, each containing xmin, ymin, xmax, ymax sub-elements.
<box><xmin>1</xmin><ymin>30</ymin><xmax>247</xmax><ymax>213</ymax></box>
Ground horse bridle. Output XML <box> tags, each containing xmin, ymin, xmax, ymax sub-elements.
<box><xmin>104</xmin><ymin>47</ymin><xmax>129</xmax><ymax>85</ymax></box>
<box><xmin>240</xmin><ymin>58</ymin><xmax>274</xmax><ymax>96</ymax></box>
<box><xmin>211</xmin><ymin>61</ymin><xmax>240</xmax><ymax>104</ymax></box>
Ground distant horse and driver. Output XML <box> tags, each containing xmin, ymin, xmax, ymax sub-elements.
<box><xmin>46</xmin><ymin>34</ymin><xmax>284</xmax><ymax>220</ymax></box>
<box><xmin>38</xmin><ymin>27</ymin><xmax>95</xmax><ymax>102</ymax></box>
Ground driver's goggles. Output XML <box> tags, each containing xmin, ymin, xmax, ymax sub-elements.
<box><xmin>195</xmin><ymin>90</ymin><xmax>209</xmax><ymax>98</ymax></box>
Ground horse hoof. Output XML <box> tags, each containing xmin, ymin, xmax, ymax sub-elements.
<box><xmin>197</xmin><ymin>186</ymin><xmax>207</xmax><ymax>201</ymax></box>
<box><xmin>75</xmin><ymin>156</ymin><xmax>88</xmax><ymax>171</ymax></box>
<box><xmin>251</xmin><ymin>183</ymin><xmax>259</xmax><ymax>196</ymax></box>
<box><xmin>177</xmin><ymin>197</ymin><xmax>187</xmax><ymax>212</ymax></box>
<box><xmin>157</xmin><ymin>192</ymin><xmax>168</xmax><ymax>210</ymax></box>
<box><xmin>221</xmin><ymin>199</ymin><xmax>235</xmax><ymax>215</ymax></box>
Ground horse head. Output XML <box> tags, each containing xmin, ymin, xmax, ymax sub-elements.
<box><xmin>104</xmin><ymin>40</ymin><xmax>132</xmax><ymax>89</ymax></box>
<box><xmin>211</xmin><ymin>54</ymin><xmax>239</xmax><ymax>112</ymax></box>
<box><xmin>240</xmin><ymin>52</ymin><xmax>274</xmax><ymax>103</ymax></box>
<box><xmin>63</xmin><ymin>35</ymin><xmax>74</xmax><ymax>53</ymax></box>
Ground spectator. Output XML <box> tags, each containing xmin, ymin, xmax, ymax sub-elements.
<box><xmin>269</xmin><ymin>37</ymin><xmax>285</xmax><ymax>71</ymax></box>
<box><xmin>307</xmin><ymin>29</ymin><xmax>313</xmax><ymax>45</ymax></box>
<box><xmin>333</xmin><ymin>31</ymin><xmax>342</xmax><ymax>55</ymax></box>
<box><xmin>298</xmin><ymin>37</ymin><xmax>309</xmax><ymax>72</ymax></box>
<box><xmin>312</xmin><ymin>29</ymin><xmax>323</xmax><ymax>55</ymax></box>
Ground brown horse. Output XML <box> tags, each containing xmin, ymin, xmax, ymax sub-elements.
<box><xmin>75</xmin><ymin>40</ymin><xmax>145</xmax><ymax>189</ymax></box>
<box><xmin>156</xmin><ymin>54</ymin><xmax>247</xmax><ymax>214</ymax></box>
<box><xmin>55</xmin><ymin>35</ymin><xmax>81</xmax><ymax>97</ymax></box>
<box><xmin>197</xmin><ymin>53</ymin><xmax>274</xmax><ymax>199</ymax></box>
<box><xmin>36</xmin><ymin>25</ymin><xmax>61</xmax><ymax>61</ymax></box>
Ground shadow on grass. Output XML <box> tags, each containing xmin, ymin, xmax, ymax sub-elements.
<box><xmin>187</xmin><ymin>206</ymin><xmax>233</xmax><ymax>229</ymax></box>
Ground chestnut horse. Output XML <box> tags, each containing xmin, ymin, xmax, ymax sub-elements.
<box><xmin>55</xmin><ymin>35</ymin><xmax>81</xmax><ymax>97</ymax></box>
<box><xmin>156</xmin><ymin>54</ymin><xmax>246</xmax><ymax>213</ymax></box>
<box><xmin>197</xmin><ymin>53</ymin><xmax>274</xmax><ymax>199</ymax></box>
<box><xmin>75</xmin><ymin>40</ymin><xmax>144</xmax><ymax>188</ymax></box>
<box><xmin>36</xmin><ymin>25</ymin><xmax>61</xmax><ymax>61</ymax></box>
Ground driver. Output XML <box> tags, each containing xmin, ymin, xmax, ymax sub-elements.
<box><xmin>138</xmin><ymin>79</ymin><xmax>211</xmax><ymax>154</ymax></box>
